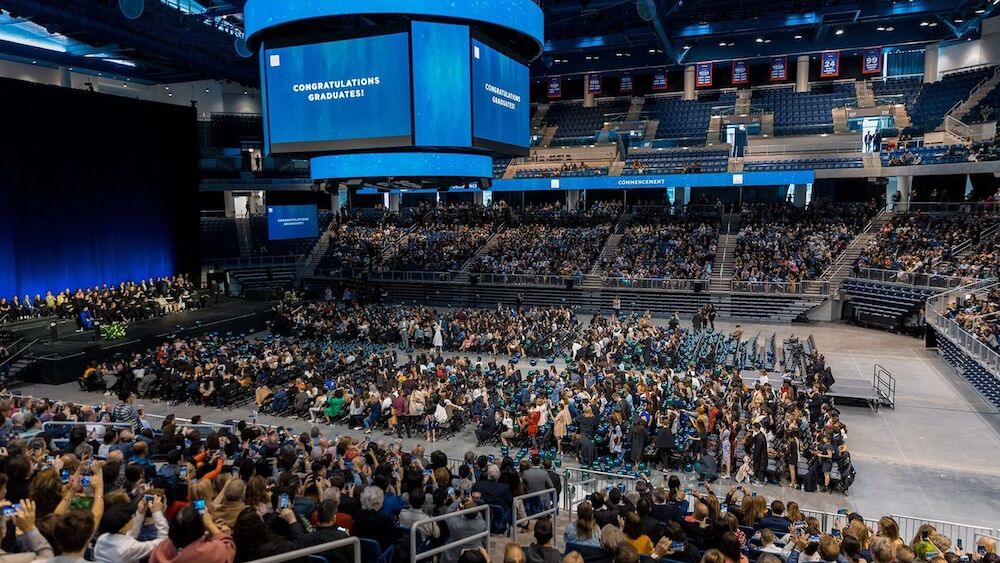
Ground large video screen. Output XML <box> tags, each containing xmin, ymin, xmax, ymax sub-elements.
<box><xmin>267</xmin><ymin>204</ymin><xmax>319</xmax><ymax>240</ymax></box>
<box><xmin>262</xmin><ymin>32</ymin><xmax>413</xmax><ymax>154</ymax></box>
<box><xmin>471</xmin><ymin>38</ymin><xmax>530</xmax><ymax>151</ymax></box>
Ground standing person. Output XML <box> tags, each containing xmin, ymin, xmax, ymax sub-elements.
<box><xmin>432</xmin><ymin>322</ymin><xmax>443</xmax><ymax>355</ymax></box>
<box><xmin>706</xmin><ymin>304</ymin><xmax>716</xmax><ymax>331</ymax></box>
<box><xmin>629</xmin><ymin>418</ymin><xmax>649</xmax><ymax>465</ymax></box>
<box><xmin>552</xmin><ymin>401</ymin><xmax>571</xmax><ymax>455</ymax></box>
<box><xmin>399</xmin><ymin>318</ymin><xmax>410</xmax><ymax>350</ymax></box>
<box><xmin>750</xmin><ymin>424</ymin><xmax>769</xmax><ymax>486</ymax></box>
<box><xmin>785</xmin><ymin>431</ymin><xmax>800</xmax><ymax>489</ymax></box>
<box><xmin>612</xmin><ymin>297</ymin><xmax>621</xmax><ymax>318</ymax></box>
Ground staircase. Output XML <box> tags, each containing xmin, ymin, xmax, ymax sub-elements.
<box><xmin>832</xmin><ymin>108</ymin><xmax>849</xmax><ymax>134</ymax></box>
<box><xmin>235</xmin><ymin>218</ymin><xmax>252</xmax><ymax>257</ymax></box>
<box><xmin>735</xmin><ymin>91</ymin><xmax>752</xmax><ymax>114</ymax></box>
<box><xmin>539</xmin><ymin>126</ymin><xmax>558</xmax><ymax>148</ymax></box>
<box><xmin>709</xmin><ymin>213</ymin><xmax>741</xmax><ymax>292</ymax></box>
<box><xmin>0</xmin><ymin>337</ymin><xmax>39</xmax><ymax>385</ymax></box>
<box><xmin>460</xmin><ymin>224</ymin><xmax>508</xmax><ymax>272</ymax></box>
<box><xmin>760</xmin><ymin>113</ymin><xmax>774</xmax><ymax>137</ymax></box>
<box><xmin>707</xmin><ymin>115</ymin><xmax>722</xmax><ymax>145</ymax></box>
<box><xmin>954</xmin><ymin>67</ymin><xmax>1000</xmax><ymax>122</ymax></box>
<box><xmin>643</xmin><ymin>120</ymin><xmax>660</xmax><ymax>143</ymax></box>
<box><xmin>627</xmin><ymin>97</ymin><xmax>645</xmax><ymax>121</ymax></box>
<box><xmin>531</xmin><ymin>104</ymin><xmax>550</xmax><ymax>128</ymax></box>
<box><xmin>608</xmin><ymin>161</ymin><xmax>626</xmax><ymax>176</ymax></box>
<box><xmin>855</xmin><ymin>81</ymin><xmax>876</xmax><ymax>108</ymax></box>
<box><xmin>820</xmin><ymin>210</ymin><xmax>892</xmax><ymax>290</ymax></box>
<box><xmin>300</xmin><ymin>228</ymin><xmax>333</xmax><ymax>277</ymax></box>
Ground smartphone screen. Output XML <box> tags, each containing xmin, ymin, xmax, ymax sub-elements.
<box><xmin>144</xmin><ymin>494</ymin><xmax>154</xmax><ymax>503</ymax></box>
<box><xmin>81</xmin><ymin>476</ymin><xmax>91</xmax><ymax>487</ymax></box>
<box><xmin>178</xmin><ymin>465</ymin><xmax>188</xmax><ymax>478</ymax></box>
<box><xmin>956</xmin><ymin>539</ymin><xmax>963</xmax><ymax>551</ymax></box>
<box><xmin>978</xmin><ymin>546</ymin><xmax>987</xmax><ymax>556</ymax></box>
<box><xmin>279</xmin><ymin>493</ymin><xmax>290</xmax><ymax>509</ymax></box>
<box><xmin>447</xmin><ymin>487</ymin><xmax>456</xmax><ymax>497</ymax></box>
<box><xmin>194</xmin><ymin>499</ymin><xmax>206</xmax><ymax>514</ymax></box>
<box><xmin>60</xmin><ymin>469</ymin><xmax>70</xmax><ymax>484</ymax></box>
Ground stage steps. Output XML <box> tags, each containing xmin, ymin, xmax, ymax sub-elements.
<box><xmin>821</xmin><ymin>209</ymin><xmax>892</xmax><ymax>291</ymax></box>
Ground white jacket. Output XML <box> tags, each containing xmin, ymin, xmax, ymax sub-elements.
<box><xmin>93</xmin><ymin>511</ymin><xmax>168</xmax><ymax>563</ymax></box>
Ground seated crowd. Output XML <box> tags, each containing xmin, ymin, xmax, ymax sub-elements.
<box><xmin>732</xmin><ymin>201</ymin><xmax>878</xmax><ymax>289</ymax></box>
<box><xmin>79</xmin><ymin>299</ymin><xmax>848</xmax><ymax>498</ymax></box>
<box><xmin>470</xmin><ymin>203</ymin><xmax>621</xmax><ymax>278</ymax></box>
<box><xmin>0</xmin><ymin>275</ymin><xmax>200</xmax><ymax>330</ymax></box>
<box><xmin>855</xmin><ymin>211</ymin><xmax>1000</xmax><ymax>277</ymax></box>
<box><xmin>603</xmin><ymin>210</ymin><xmax>719</xmax><ymax>284</ymax></box>
<box><xmin>943</xmin><ymin>286</ymin><xmax>1000</xmax><ymax>351</ymax></box>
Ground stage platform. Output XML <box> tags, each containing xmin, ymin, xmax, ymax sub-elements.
<box><xmin>5</xmin><ymin>299</ymin><xmax>274</xmax><ymax>385</ymax></box>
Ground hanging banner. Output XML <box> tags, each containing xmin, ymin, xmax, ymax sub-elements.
<box><xmin>619</xmin><ymin>72</ymin><xmax>633</xmax><ymax>93</ymax></box>
<box><xmin>587</xmin><ymin>73</ymin><xmax>602</xmax><ymax>94</ymax></box>
<box><xmin>547</xmin><ymin>76</ymin><xmax>561</xmax><ymax>99</ymax></box>
<box><xmin>769</xmin><ymin>56</ymin><xmax>787</xmax><ymax>81</ymax></box>
<box><xmin>696</xmin><ymin>62</ymin><xmax>713</xmax><ymax>87</ymax></box>
<box><xmin>862</xmin><ymin>48</ymin><xmax>882</xmax><ymax>75</ymax></box>
<box><xmin>732</xmin><ymin>60</ymin><xmax>749</xmax><ymax>84</ymax></box>
<box><xmin>821</xmin><ymin>50</ymin><xmax>840</xmax><ymax>77</ymax></box>
<box><xmin>651</xmin><ymin>69</ymin><xmax>668</xmax><ymax>91</ymax></box>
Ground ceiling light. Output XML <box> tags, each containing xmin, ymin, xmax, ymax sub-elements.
<box><xmin>168</xmin><ymin>92</ymin><xmax>173</xmax><ymax>97</ymax></box>
<box><xmin>794</xmin><ymin>34</ymin><xmax>803</xmax><ymax>39</ymax></box>
<box><xmin>954</xmin><ymin>18</ymin><xmax>964</xmax><ymax>22</ymax></box>
<box><xmin>763</xmin><ymin>39</ymin><xmax>771</xmax><ymax>43</ymax></box>
<box><xmin>929</xmin><ymin>21</ymin><xmax>938</xmax><ymax>26</ymax></box>
<box><xmin>920</xmin><ymin>21</ymin><xmax>929</xmax><ymax>26</ymax></box>
<box><xmin>719</xmin><ymin>41</ymin><xmax>727</xmax><ymax>46</ymax></box>
<box><xmin>683</xmin><ymin>44</ymin><xmax>692</xmax><ymax>50</ymax></box>
<box><xmin>243</xmin><ymin>90</ymin><xmax>248</xmax><ymax>95</ymax></box>
<box><xmin>835</xmin><ymin>28</ymin><xmax>845</xmax><ymax>35</ymax></box>
<box><xmin>975</xmin><ymin>8</ymin><xmax>985</xmax><ymax>13</ymax></box>
<box><xmin>728</xmin><ymin>42</ymin><xmax>735</xmax><ymax>46</ymax></box>
<box><xmin>648</xmin><ymin>48</ymin><xmax>656</xmax><ymax>53</ymax></box>
<box><xmin>615</xmin><ymin>52</ymin><xmax>623</xmax><ymax>56</ymax></box>
<box><xmin>877</xmin><ymin>26</ymin><xmax>885</xmax><ymax>31</ymax></box>
<box><xmin>205</xmin><ymin>88</ymin><xmax>210</xmax><ymax>93</ymax></box>
<box><xmin>755</xmin><ymin>37</ymin><xmax>764</xmax><ymax>43</ymax></box>
<box><xmin>886</xmin><ymin>26</ymin><xmax>895</xmax><ymax>31</ymax></box>
<box><xmin>585</xmin><ymin>55</ymin><xmax>592</xmax><ymax>60</ymax></box>
<box><xmin>122</xmin><ymin>83</ymin><xmax>127</xmax><ymax>88</ymax></box>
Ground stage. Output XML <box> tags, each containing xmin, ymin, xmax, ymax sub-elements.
<box><xmin>6</xmin><ymin>299</ymin><xmax>274</xmax><ymax>385</ymax></box>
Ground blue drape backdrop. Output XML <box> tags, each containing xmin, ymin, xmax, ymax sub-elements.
<box><xmin>0</xmin><ymin>78</ymin><xmax>200</xmax><ymax>300</ymax></box>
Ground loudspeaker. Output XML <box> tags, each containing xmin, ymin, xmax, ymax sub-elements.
<box><xmin>470</xmin><ymin>274</ymin><xmax>479</xmax><ymax>286</ymax></box>
<box><xmin>565</xmin><ymin>278</ymin><xmax>575</xmax><ymax>290</ymax></box>
<box><xmin>693</xmin><ymin>281</ymin><xmax>703</xmax><ymax>293</ymax></box>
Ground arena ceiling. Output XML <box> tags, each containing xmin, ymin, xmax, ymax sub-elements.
<box><xmin>0</xmin><ymin>0</ymin><xmax>995</xmax><ymax>85</ymax></box>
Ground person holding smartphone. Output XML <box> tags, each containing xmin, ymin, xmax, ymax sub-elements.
<box><xmin>149</xmin><ymin>504</ymin><xmax>235</xmax><ymax>563</ymax></box>
<box><xmin>0</xmin><ymin>499</ymin><xmax>55</xmax><ymax>561</ymax></box>
<box><xmin>93</xmin><ymin>494</ymin><xmax>169</xmax><ymax>563</ymax></box>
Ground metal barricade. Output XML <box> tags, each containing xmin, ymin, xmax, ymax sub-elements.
<box><xmin>144</xmin><ymin>413</ymin><xmax>235</xmax><ymax>433</ymax></box>
<box><xmin>890</xmin><ymin>514</ymin><xmax>996</xmax><ymax>552</ymax></box>
<box><xmin>411</xmin><ymin>504</ymin><xmax>491</xmax><ymax>563</ymax></box>
<box><xmin>248</xmin><ymin>536</ymin><xmax>360</xmax><ymax>563</ymax></box>
<box><xmin>512</xmin><ymin>488</ymin><xmax>557</xmax><ymax>544</ymax></box>
<box><xmin>42</xmin><ymin>421</ymin><xmax>133</xmax><ymax>449</ymax></box>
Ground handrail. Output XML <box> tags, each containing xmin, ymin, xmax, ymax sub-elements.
<box><xmin>0</xmin><ymin>337</ymin><xmax>32</xmax><ymax>371</ymax></box>
<box><xmin>411</xmin><ymin>504</ymin><xmax>491</xmax><ymax>562</ymax></box>
<box><xmin>512</xmin><ymin>488</ymin><xmax>557</xmax><ymax>545</ymax></box>
<box><xmin>249</xmin><ymin>536</ymin><xmax>360</xmax><ymax>563</ymax></box>
<box><xmin>820</xmin><ymin>209</ymin><xmax>884</xmax><ymax>282</ymax></box>
<box><xmin>850</xmin><ymin>268</ymin><xmax>974</xmax><ymax>289</ymax></box>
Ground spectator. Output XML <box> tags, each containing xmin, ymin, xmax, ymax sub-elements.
<box><xmin>149</xmin><ymin>505</ymin><xmax>235</xmax><ymax>563</ymax></box>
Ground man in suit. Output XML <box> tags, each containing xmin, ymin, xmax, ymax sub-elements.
<box><xmin>472</xmin><ymin>464</ymin><xmax>513</xmax><ymax>510</ymax></box>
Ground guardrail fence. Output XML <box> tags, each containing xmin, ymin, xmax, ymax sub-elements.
<box><xmin>248</xmin><ymin>536</ymin><xmax>360</xmax><ymax>563</ymax></box>
<box><xmin>512</xmin><ymin>488</ymin><xmax>558</xmax><ymax>545</ymax></box>
<box><xmin>411</xmin><ymin>505</ymin><xmax>491</xmax><ymax>563</ymax></box>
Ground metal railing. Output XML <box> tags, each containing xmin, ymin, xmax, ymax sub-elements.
<box><xmin>800</xmin><ymin>508</ymin><xmax>879</xmax><ymax>535</ymax></box>
<box><xmin>0</xmin><ymin>337</ymin><xmax>35</xmax><ymax>372</ymax></box>
<box><xmin>248</xmin><ymin>536</ymin><xmax>360</xmax><ymax>563</ymax></box>
<box><xmin>203</xmin><ymin>255</ymin><xmax>304</xmax><ymax>270</ymax></box>
<box><xmin>512</xmin><ymin>488</ymin><xmax>557</xmax><ymax>545</ymax></box>
<box><xmin>729</xmin><ymin>279</ymin><xmax>831</xmax><ymax>295</ymax></box>
<box><xmin>603</xmin><ymin>277</ymin><xmax>707</xmax><ymax>291</ymax></box>
<box><xmin>851</xmin><ymin>268</ymin><xmax>973</xmax><ymax>289</ymax></box>
<box><xmin>474</xmin><ymin>273</ymin><xmax>577</xmax><ymax>287</ymax></box>
<box><xmin>411</xmin><ymin>504</ymin><xmax>491</xmax><ymax>563</ymax></box>
<box><xmin>926</xmin><ymin>306</ymin><xmax>1000</xmax><ymax>373</ymax></box>
<box><xmin>890</xmin><ymin>201</ymin><xmax>1000</xmax><ymax>215</ymax></box>
<box><xmin>890</xmin><ymin>514</ymin><xmax>996</xmax><ymax>552</ymax></box>
<box><xmin>744</xmin><ymin>141</ymin><xmax>864</xmax><ymax>157</ymax></box>
<box><xmin>368</xmin><ymin>271</ymin><xmax>459</xmax><ymax>283</ymax></box>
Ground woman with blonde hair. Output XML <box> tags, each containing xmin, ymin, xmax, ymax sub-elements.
<box><xmin>785</xmin><ymin>501</ymin><xmax>805</xmax><ymax>524</ymax></box>
<box><xmin>243</xmin><ymin>476</ymin><xmax>271</xmax><ymax>515</ymax></box>
<box><xmin>553</xmin><ymin>401</ymin><xmax>572</xmax><ymax>455</ymax></box>
<box><xmin>743</xmin><ymin>496</ymin><xmax>766</xmax><ymax>527</ymax></box>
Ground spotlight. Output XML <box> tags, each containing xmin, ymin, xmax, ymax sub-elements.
<box><xmin>877</xmin><ymin>26</ymin><xmax>885</xmax><ymax>31</ymax></box>
<box><xmin>886</xmin><ymin>26</ymin><xmax>895</xmax><ymax>31</ymax></box>
<box><xmin>954</xmin><ymin>18</ymin><xmax>964</xmax><ymax>22</ymax></box>
<box><xmin>835</xmin><ymin>28</ymin><xmax>845</xmax><ymax>35</ymax></box>
<box><xmin>920</xmin><ymin>21</ymin><xmax>929</xmax><ymax>26</ymax></box>
<box><xmin>682</xmin><ymin>44</ymin><xmax>692</xmax><ymax>50</ymax></box>
<box><xmin>755</xmin><ymin>37</ymin><xmax>764</xmax><ymax>43</ymax></box>
<box><xmin>719</xmin><ymin>41</ymin><xmax>727</xmax><ymax>46</ymax></box>
<box><xmin>975</xmin><ymin>8</ymin><xmax>985</xmax><ymax>13</ymax></box>
<box><xmin>794</xmin><ymin>34</ymin><xmax>803</xmax><ymax>39</ymax></box>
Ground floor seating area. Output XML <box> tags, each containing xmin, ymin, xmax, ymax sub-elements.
<box><xmin>642</xmin><ymin>93</ymin><xmax>737</xmax><ymax>143</ymax></box>
<box><xmin>622</xmin><ymin>147</ymin><xmax>729</xmax><ymax>174</ymax></box>
<box><xmin>841</xmin><ymin>279</ymin><xmax>938</xmax><ymax>330</ymax></box>
<box><xmin>905</xmin><ymin>66</ymin><xmax>994</xmax><ymax>134</ymax></box>
<box><xmin>751</xmin><ymin>83</ymin><xmax>856</xmax><ymax>136</ymax></box>
<box><xmin>545</xmin><ymin>98</ymin><xmax>631</xmax><ymax>143</ymax></box>
<box><xmin>744</xmin><ymin>156</ymin><xmax>864</xmax><ymax>171</ymax></box>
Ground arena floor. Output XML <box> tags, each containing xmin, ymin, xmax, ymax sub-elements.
<box><xmin>11</xmin><ymin>319</ymin><xmax>1000</xmax><ymax>527</ymax></box>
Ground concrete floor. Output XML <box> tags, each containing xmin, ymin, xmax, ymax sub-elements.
<box><xmin>10</xmin><ymin>319</ymin><xmax>1000</xmax><ymax>528</ymax></box>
